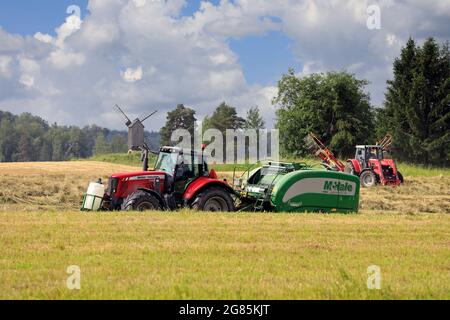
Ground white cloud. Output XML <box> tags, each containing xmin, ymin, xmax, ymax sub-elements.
<box><xmin>19</xmin><ymin>57</ymin><xmax>40</xmax><ymax>74</ymax></box>
<box><xmin>34</xmin><ymin>32</ymin><xmax>53</xmax><ymax>44</ymax></box>
<box><xmin>210</xmin><ymin>53</ymin><xmax>230</xmax><ymax>65</ymax></box>
<box><xmin>55</xmin><ymin>14</ymin><xmax>82</xmax><ymax>47</ymax></box>
<box><xmin>78</xmin><ymin>22</ymin><xmax>119</xmax><ymax>49</ymax></box>
<box><xmin>386</xmin><ymin>33</ymin><xmax>400</xmax><ymax>47</ymax></box>
<box><xmin>132</xmin><ymin>0</ymin><xmax>147</xmax><ymax>8</ymax></box>
<box><xmin>122</xmin><ymin>66</ymin><xmax>143</xmax><ymax>82</ymax></box>
<box><xmin>49</xmin><ymin>50</ymin><xmax>86</xmax><ymax>69</ymax></box>
<box><xmin>0</xmin><ymin>55</ymin><xmax>12</xmax><ymax>77</ymax></box>
<box><xmin>19</xmin><ymin>74</ymin><xmax>34</xmax><ymax>88</ymax></box>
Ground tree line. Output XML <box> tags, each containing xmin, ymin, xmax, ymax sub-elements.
<box><xmin>0</xmin><ymin>111</ymin><xmax>160</xmax><ymax>162</ymax></box>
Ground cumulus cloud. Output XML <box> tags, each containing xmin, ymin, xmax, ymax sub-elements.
<box><xmin>122</xmin><ymin>66</ymin><xmax>143</xmax><ymax>82</ymax></box>
<box><xmin>49</xmin><ymin>50</ymin><xmax>86</xmax><ymax>69</ymax></box>
<box><xmin>0</xmin><ymin>0</ymin><xmax>448</xmax><ymax>130</ymax></box>
<box><xmin>19</xmin><ymin>75</ymin><xmax>35</xmax><ymax>88</ymax></box>
<box><xmin>0</xmin><ymin>55</ymin><xmax>12</xmax><ymax>77</ymax></box>
<box><xmin>34</xmin><ymin>32</ymin><xmax>54</xmax><ymax>44</ymax></box>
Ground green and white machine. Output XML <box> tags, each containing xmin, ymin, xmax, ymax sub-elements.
<box><xmin>234</xmin><ymin>162</ymin><xmax>360</xmax><ymax>213</ymax></box>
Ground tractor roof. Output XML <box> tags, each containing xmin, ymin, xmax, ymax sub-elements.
<box><xmin>160</xmin><ymin>146</ymin><xmax>203</xmax><ymax>157</ymax></box>
<box><xmin>356</xmin><ymin>145</ymin><xmax>381</xmax><ymax>148</ymax></box>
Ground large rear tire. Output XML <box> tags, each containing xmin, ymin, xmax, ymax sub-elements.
<box><xmin>191</xmin><ymin>187</ymin><xmax>235</xmax><ymax>212</ymax></box>
<box><xmin>360</xmin><ymin>170</ymin><xmax>377</xmax><ymax>188</ymax></box>
<box><xmin>122</xmin><ymin>191</ymin><xmax>162</xmax><ymax>211</ymax></box>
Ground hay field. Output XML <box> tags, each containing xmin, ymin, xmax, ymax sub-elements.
<box><xmin>0</xmin><ymin>161</ymin><xmax>449</xmax><ymax>214</ymax></box>
<box><xmin>1</xmin><ymin>212</ymin><xmax>449</xmax><ymax>300</ymax></box>
<box><xmin>0</xmin><ymin>162</ymin><xmax>138</xmax><ymax>212</ymax></box>
<box><xmin>0</xmin><ymin>161</ymin><xmax>449</xmax><ymax>300</ymax></box>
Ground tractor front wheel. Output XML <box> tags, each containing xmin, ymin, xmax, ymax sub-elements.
<box><xmin>360</xmin><ymin>170</ymin><xmax>377</xmax><ymax>188</ymax></box>
<box><xmin>122</xmin><ymin>191</ymin><xmax>162</xmax><ymax>211</ymax></box>
<box><xmin>191</xmin><ymin>188</ymin><xmax>235</xmax><ymax>212</ymax></box>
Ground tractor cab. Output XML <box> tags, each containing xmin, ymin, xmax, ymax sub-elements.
<box><xmin>155</xmin><ymin>147</ymin><xmax>211</xmax><ymax>196</ymax></box>
<box><xmin>355</xmin><ymin>145</ymin><xmax>383</xmax><ymax>168</ymax></box>
<box><xmin>155</xmin><ymin>147</ymin><xmax>209</xmax><ymax>180</ymax></box>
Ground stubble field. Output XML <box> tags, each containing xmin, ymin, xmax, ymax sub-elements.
<box><xmin>0</xmin><ymin>161</ymin><xmax>449</xmax><ymax>299</ymax></box>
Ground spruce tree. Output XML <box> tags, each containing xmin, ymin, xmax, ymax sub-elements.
<box><xmin>381</xmin><ymin>38</ymin><xmax>450</xmax><ymax>165</ymax></box>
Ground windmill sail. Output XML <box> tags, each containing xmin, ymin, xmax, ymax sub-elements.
<box><xmin>115</xmin><ymin>104</ymin><xmax>132</xmax><ymax>127</ymax></box>
<box><xmin>140</xmin><ymin>110</ymin><xmax>158</xmax><ymax>123</ymax></box>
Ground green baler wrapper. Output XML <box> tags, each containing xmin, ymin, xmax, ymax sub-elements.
<box><xmin>271</xmin><ymin>170</ymin><xmax>360</xmax><ymax>213</ymax></box>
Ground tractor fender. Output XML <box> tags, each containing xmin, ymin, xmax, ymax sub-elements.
<box><xmin>348</xmin><ymin>159</ymin><xmax>361</xmax><ymax>174</ymax></box>
<box><xmin>183</xmin><ymin>177</ymin><xmax>236</xmax><ymax>203</ymax></box>
<box><xmin>136</xmin><ymin>188</ymin><xmax>168</xmax><ymax>209</ymax></box>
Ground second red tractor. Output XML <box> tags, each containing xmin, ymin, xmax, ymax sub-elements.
<box><xmin>307</xmin><ymin>133</ymin><xmax>403</xmax><ymax>188</ymax></box>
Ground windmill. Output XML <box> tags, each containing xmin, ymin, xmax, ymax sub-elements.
<box><xmin>115</xmin><ymin>104</ymin><xmax>158</xmax><ymax>170</ymax></box>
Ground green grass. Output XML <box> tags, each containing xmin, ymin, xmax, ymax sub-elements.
<box><xmin>89</xmin><ymin>153</ymin><xmax>155</xmax><ymax>168</ymax></box>
<box><xmin>1</xmin><ymin>211</ymin><xmax>449</xmax><ymax>300</ymax></box>
<box><xmin>88</xmin><ymin>153</ymin><xmax>255</xmax><ymax>172</ymax></box>
<box><xmin>396</xmin><ymin>163</ymin><xmax>450</xmax><ymax>177</ymax></box>
<box><xmin>88</xmin><ymin>153</ymin><xmax>450</xmax><ymax>177</ymax></box>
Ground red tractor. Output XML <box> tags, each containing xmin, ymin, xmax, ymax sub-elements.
<box><xmin>102</xmin><ymin>146</ymin><xmax>236</xmax><ymax>212</ymax></box>
<box><xmin>345</xmin><ymin>144</ymin><xmax>403</xmax><ymax>188</ymax></box>
<box><xmin>306</xmin><ymin>133</ymin><xmax>403</xmax><ymax>188</ymax></box>
<box><xmin>83</xmin><ymin>105</ymin><xmax>236</xmax><ymax>212</ymax></box>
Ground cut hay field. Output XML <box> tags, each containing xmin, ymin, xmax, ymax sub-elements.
<box><xmin>0</xmin><ymin>161</ymin><xmax>449</xmax><ymax>300</ymax></box>
<box><xmin>1</xmin><ymin>161</ymin><xmax>449</xmax><ymax>213</ymax></box>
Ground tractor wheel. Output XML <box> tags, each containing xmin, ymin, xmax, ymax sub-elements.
<box><xmin>122</xmin><ymin>191</ymin><xmax>162</xmax><ymax>211</ymax></box>
<box><xmin>398</xmin><ymin>171</ymin><xmax>404</xmax><ymax>184</ymax></box>
<box><xmin>345</xmin><ymin>163</ymin><xmax>355</xmax><ymax>175</ymax></box>
<box><xmin>191</xmin><ymin>187</ymin><xmax>235</xmax><ymax>212</ymax></box>
<box><xmin>360</xmin><ymin>171</ymin><xmax>377</xmax><ymax>188</ymax></box>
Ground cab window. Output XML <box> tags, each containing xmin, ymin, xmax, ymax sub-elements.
<box><xmin>155</xmin><ymin>152</ymin><xmax>178</xmax><ymax>175</ymax></box>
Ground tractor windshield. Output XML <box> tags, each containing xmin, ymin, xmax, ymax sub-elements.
<box><xmin>368</xmin><ymin>147</ymin><xmax>383</xmax><ymax>160</ymax></box>
<box><xmin>154</xmin><ymin>152</ymin><xmax>179</xmax><ymax>175</ymax></box>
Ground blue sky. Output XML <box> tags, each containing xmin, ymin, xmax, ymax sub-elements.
<box><xmin>180</xmin><ymin>0</ymin><xmax>219</xmax><ymax>16</ymax></box>
<box><xmin>0</xmin><ymin>0</ymin><xmax>88</xmax><ymax>35</ymax></box>
<box><xmin>229</xmin><ymin>31</ymin><xmax>301</xmax><ymax>85</ymax></box>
